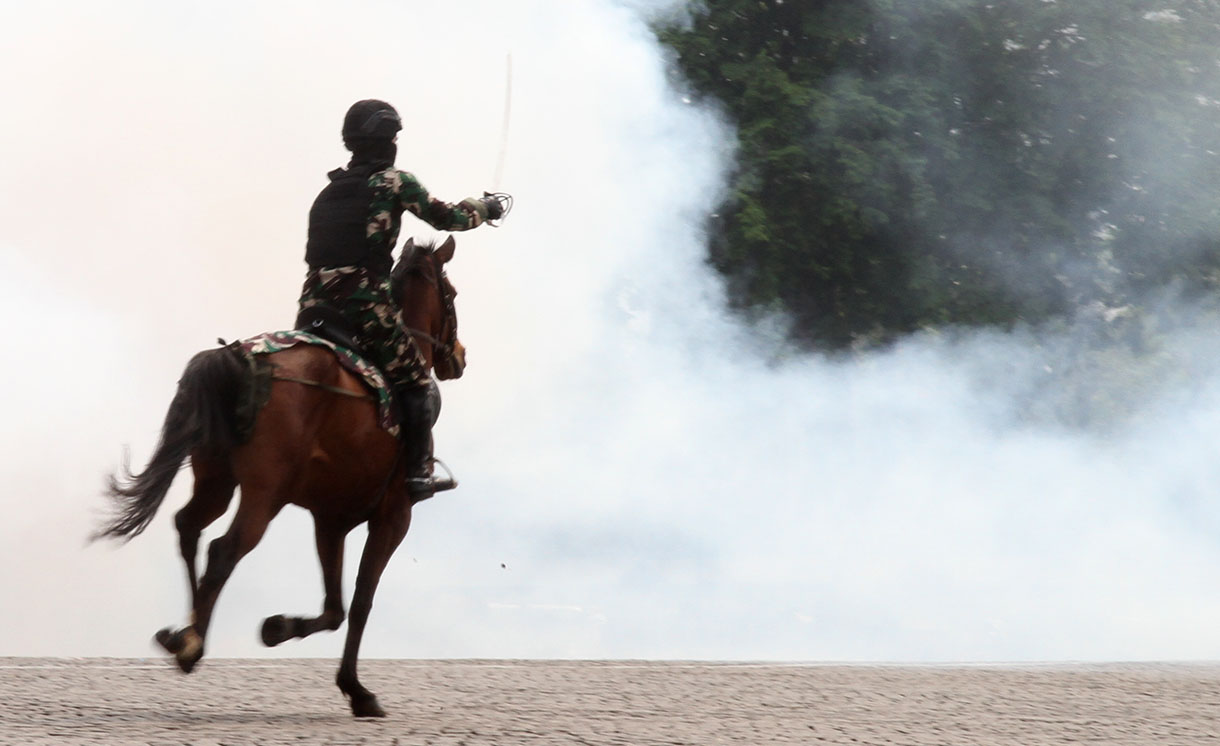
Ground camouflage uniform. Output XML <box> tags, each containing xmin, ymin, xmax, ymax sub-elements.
<box><xmin>365</xmin><ymin>169</ymin><xmax>487</xmax><ymax>270</ymax></box>
<box><xmin>299</xmin><ymin>167</ymin><xmax>488</xmax><ymax>388</ymax></box>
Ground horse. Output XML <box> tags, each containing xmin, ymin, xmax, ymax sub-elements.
<box><xmin>95</xmin><ymin>236</ymin><xmax>467</xmax><ymax>718</ymax></box>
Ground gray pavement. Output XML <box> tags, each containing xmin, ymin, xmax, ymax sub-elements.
<box><xmin>2</xmin><ymin>658</ymin><xmax>1219</xmax><ymax>745</ymax></box>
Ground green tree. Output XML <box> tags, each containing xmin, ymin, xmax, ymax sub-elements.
<box><xmin>659</xmin><ymin>0</ymin><xmax>1220</xmax><ymax>348</ymax></box>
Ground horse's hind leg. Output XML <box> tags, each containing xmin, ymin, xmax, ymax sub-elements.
<box><xmin>261</xmin><ymin>520</ymin><xmax>349</xmax><ymax>647</ymax></box>
<box><xmin>157</xmin><ymin>492</ymin><xmax>281</xmax><ymax>673</ymax></box>
<box><xmin>174</xmin><ymin>455</ymin><xmax>236</xmax><ymax>605</ymax></box>
<box><xmin>336</xmin><ymin>497</ymin><xmax>413</xmax><ymax>717</ymax></box>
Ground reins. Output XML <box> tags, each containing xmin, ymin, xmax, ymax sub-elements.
<box><xmin>405</xmin><ymin>327</ymin><xmax>449</xmax><ymax>355</ymax></box>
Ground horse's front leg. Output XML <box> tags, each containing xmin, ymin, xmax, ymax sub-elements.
<box><xmin>262</xmin><ymin>520</ymin><xmax>348</xmax><ymax>647</ymax></box>
<box><xmin>336</xmin><ymin>494</ymin><xmax>413</xmax><ymax>718</ymax></box>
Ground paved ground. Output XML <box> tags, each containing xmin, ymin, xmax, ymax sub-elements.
<box><xmin>2</xmin><ymin>658</ymin><xmax>1219</xmax><ymax>745</ymax></box>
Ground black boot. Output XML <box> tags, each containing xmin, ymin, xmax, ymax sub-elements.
<box><xmin>396</xmin><ymin>379</ymin><xmax>457</xmax><ymax>501</ymax></box>
<box><xmin>406</xmin><ymin>457</ymin><xmax>458</xmax><ymax>502</ymax></box>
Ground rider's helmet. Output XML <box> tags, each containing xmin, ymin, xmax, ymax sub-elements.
<box><xmin>342</xmin><ymin>99</ymin><xmax>402</xmax><ymax>143</ymax></box>
<box><xmin>341</xmin><ymin>99</ymin><xmax>401</xmax><ymax>165</ymax></box>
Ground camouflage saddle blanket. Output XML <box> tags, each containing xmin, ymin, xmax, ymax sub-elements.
<box><xmin>240</xmin><ymin>330</ymin><xmax>398</xmax><ymax>437</ymax></box>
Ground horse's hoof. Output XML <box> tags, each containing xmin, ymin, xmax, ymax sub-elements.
<box><xmin>154</xmin><ymin>626</ymin><xmax>203</xmax><ymax>674</ymax></box>
<box><xmin>176</xmin><ymin>652</ymin><xmax>201</xmax><ymax>674</ymax></box>
<box><xmin>350</xmin><ymin>694</ymin><xmax>386</xmax><ymax>718</ymax></box>
<box><xmin>154</xmin><ymin>627</ymin><xmax>182</xmax><ymax>654</ymax></box>
<box><xmin>261</xmin><ymin>614</ymin><xmax>292</xmax><ymax>647</ymax></box>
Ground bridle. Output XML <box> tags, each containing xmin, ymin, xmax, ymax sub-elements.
<box><xmin>403</xmin><ymin>250</ymin><xmax>459</xmax><ymax>369</ymax></box>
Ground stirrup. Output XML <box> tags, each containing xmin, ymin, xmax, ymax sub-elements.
<box><xmin>407</xmin><ymin>458</ymin><xmax>458</xmax><ymax>501</ymax></box>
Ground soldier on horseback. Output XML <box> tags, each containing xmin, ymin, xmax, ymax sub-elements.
<box><xmin>299</xmin><ymin>99</ymin><xmax>505</xmax><ymax>501</ymax></box>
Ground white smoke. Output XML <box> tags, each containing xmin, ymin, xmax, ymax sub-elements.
<box><xmin>3</xmin><ymin>0</ymin><xmax>1220</xmax><ymax>663</ymax></box>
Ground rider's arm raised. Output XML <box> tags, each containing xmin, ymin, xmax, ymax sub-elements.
<box><xmin>389</xmin><ymin>169</ymin><xmax>490</xmax><ymax>231</ymax></box>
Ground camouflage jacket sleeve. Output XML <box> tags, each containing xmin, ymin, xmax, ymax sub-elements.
<box><xmin>384</xmin><ymin>169</ymin><xmax>487</xmax><ymax>231</ymax></box>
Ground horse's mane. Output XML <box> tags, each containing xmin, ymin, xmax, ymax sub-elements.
<box><xmin>392</xmin><ymin>238</ymin><xmax>436</xmax><ymax>277</ymax></box>
<box><xmin>390</xmin><ymin>238</ymin><xmax>442</xmax><ymax>307</ymax></box>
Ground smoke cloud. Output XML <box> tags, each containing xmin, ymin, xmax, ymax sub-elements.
<box><xmin>4</xmin><ymin>0</ymin><xmax>1220</xmax><ymax>663</ymax></box>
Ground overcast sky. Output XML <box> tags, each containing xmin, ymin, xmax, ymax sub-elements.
<box><xmin>5</xmin><ymin>0</ymin><xmax>1220</xmax><ymax>663</ymax></box>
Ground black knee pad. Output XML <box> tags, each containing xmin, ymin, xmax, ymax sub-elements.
<box><xmin>422</xmin><ymin>377</ymin><xmax>441</xmax><ymax>426</ymax></box>
<box><xmin>398</xmin><ymin>378</ymin><xmax>441</xmax><ymax>429</ymax></box>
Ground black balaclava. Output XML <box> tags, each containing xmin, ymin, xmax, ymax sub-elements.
<box><xmin>341</xmin><ymin>99</ymin><xmax>401</xmax><ymax>170</ymax></box>
<box><xmin>345</xmin><ymin>137</ymin><xmax>397</xmax><ymax>169</ymax></box>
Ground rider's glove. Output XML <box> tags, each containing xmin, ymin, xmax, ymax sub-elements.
<box><xmin>480</xmin><ymin>193</ymin><xmax>505</xmax><ymax>220</ymax></box>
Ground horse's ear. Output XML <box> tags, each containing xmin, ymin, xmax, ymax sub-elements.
<box><xmin>401</xmin><ymin>237</ymin><xmax>421</xmax><ymax>267</ymax></box>
<box><xmin>436</xmin><ymin>235</ymin><xmax>456</xmax><ymax>264</ymax></box>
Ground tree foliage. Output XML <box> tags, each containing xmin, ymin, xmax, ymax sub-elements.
<box><xmin>659</xmin><ymin>0</ymin><xmax>1220</xmax><ymax>348</ymax></box>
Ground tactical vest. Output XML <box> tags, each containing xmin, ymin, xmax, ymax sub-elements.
<box><xmin>305</xmin><ymin>165</ymin><xmax>384</xmax><ymax>272</ymax></box>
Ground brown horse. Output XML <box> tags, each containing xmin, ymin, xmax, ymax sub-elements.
<box><xmin>96</xmin><ymin>236</ymin><xmax>467</xmax><ymax>718</ymax></box>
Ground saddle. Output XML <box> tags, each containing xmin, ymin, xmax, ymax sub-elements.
<box><xmin>294</xmin><ymin>304</ymin><xmax>366</xmax><ymax>357</ymax></box>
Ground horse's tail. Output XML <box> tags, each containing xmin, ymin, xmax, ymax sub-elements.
<box><xmin>94</xmin><ymin>344</ymin><xmax>251</xmax><ymax>542</ymax></box>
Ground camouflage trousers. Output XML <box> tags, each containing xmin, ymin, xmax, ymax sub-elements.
<box><xmin>298</xmin><ymin>265</ymin><xmax>428</xmax><ymax>388</ymax></box>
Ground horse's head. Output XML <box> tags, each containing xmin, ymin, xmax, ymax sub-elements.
<box><xmin>392</xmin><ymin>236</ymin><xmax>467</xmax><ymax>380</ymax></box>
